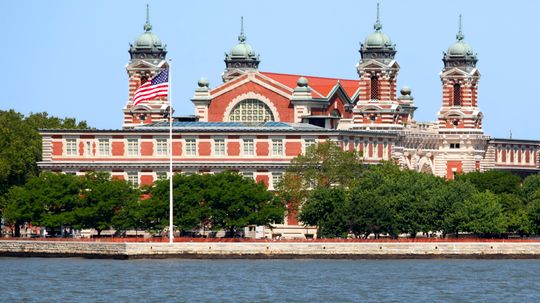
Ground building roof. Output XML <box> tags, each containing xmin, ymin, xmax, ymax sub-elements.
<box><xmin>260</xmin><ymin>71</ymin><xmax>360</xmax><ymax>99</ymax></box>
<box><xmin>136</xmin><ymin>121</ymin><xmax>332</xmax><ymax>132</ymax></box>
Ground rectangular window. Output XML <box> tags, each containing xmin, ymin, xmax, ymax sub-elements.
<box><xmin>304</xmin><ymin>139</ymin><xmax>316</xmax><ymax>153</ymax></box>
<box><xmin>156</xmin><ymin>138</ymin><xmax>168</xmax><ymax>156</ymax></box>
<box><xmin>450</xmin><ymin>143</ymin><xmax>461</xmax><ymax>149</ymax></box>
<box><xmin>506</xmin><ymin>147</ymin><xmax>511</xmax><ymax>164</ymax></box>
<box><xmin>156</xmin><ymin>172</ymin><xmax>168</xmax><ymax>180</ymax></box>
<box><xmin>185</xmin><ymin>139</ymin><xmax>197</xmax><ymax>156</ymax></box>
<box><xmin>272</xmin><ymin>172</ymin><xmax>282</xmax><ymax>189</ymax></box>
<box><xmin>127</xmin><ymin>172</ymin><xmax>138</xmax><ymax>186</ymax></box>
<box><xmin>243</xmin><ymin>139</ymin><xmax>254</xmax><ymax>156</ymax></box>
<box><xmin>214</xmin><ymin>139</ymin><xmax>226</xmax><ymax>156</ymax></box>
<box><xmin>242</xmin><ymin>171</ymin><xmax>253</xmax><ymax>180</ymax></box>
<box><xmin>98</xmin><ymin>139</ymin><xmax>110</xmax><ymax>156</ymax></box>
<box><xmin>514</xmin><ymin>147</ymin><xmax>519</xmax><ymax>165</ymax></box>
<box><xmin>272</xmin><ymin>139</ymin><xmax>283</xmax><ymax>156</ymax></box>
<box><xmin>127</xmin><ymin>138</ymin><xmax>139</xmax><ymax>156</ymax></box>
<box><xmin>66</xmin><ymin>138</ymin><xmax>77</xmax><ymax>156</ymax></box>
<box><xmin>85</xmin><ymin>141</ymin><xmax>92</xmax><ymax>156</ymax></box>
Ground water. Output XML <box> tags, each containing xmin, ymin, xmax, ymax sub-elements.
<box><xmin>1</xmin><ymin>258</ymin><xmax>540</xmax><ymax>302</ymax></box>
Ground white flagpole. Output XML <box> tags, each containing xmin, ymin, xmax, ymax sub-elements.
<box><xmin>168</xmin><ymin>59</ymin><xmax>174</xmax><ymax>244</ymax></box>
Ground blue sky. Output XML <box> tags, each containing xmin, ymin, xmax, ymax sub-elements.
<box><xmin>0</xmin><ymin>0</ymin><xmax>537</xmax><ymax>139</ymax></box>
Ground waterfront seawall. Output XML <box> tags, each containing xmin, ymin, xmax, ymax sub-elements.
<box><xmin>2</xmin><ymin>241</ymin><xmax>540</xmax><ymax>259</ymax></box>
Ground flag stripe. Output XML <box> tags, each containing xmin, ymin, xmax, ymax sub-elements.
<box><xmin>132</xmin><ymin>69</ymin><xmax>169</xmax><ymax>106</ymax></box>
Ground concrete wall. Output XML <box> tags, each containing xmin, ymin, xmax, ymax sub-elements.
<box><xmin>2</xmin><ymin>241</ymin><xmax>540</xmax><ymax>259</ymax></box>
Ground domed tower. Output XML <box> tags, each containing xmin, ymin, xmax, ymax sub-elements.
<box><xmin>123</xmin><ymin>5</ymin><xmax>170</xmax><ymax>128</ymax></box>
<box><xmin>222</xmin><ymin>17</ymin><xmax>260</xmax><ymax>82</ymax></box>
<box><xmin>435</xmin><ymin>16</ymin><xmax>486</xmax><ymax>180</ymax></box>
<box><xmin>352</xmin><ymin>3</ymin><xmax>411</xmax><ymax>130</ymax></box>
<box><xmin>437</xmin><ymin>15</ymin><xmax>482</xmax><ymax>131</ymax></box>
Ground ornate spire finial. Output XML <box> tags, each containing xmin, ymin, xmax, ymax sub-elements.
<box><xmin>238</xmin><ymin>16</ymin><xmax>246</xmax><ymax>43</ymax></box>
<box><xmin>456</xmin><ymin>14</ymin><xmax>464</xmax><ymax>41</ymax></box>
<box><xmin>374</xmin><ymin>2</ymin><xmax>382</xmax><ymax>31</ymax></box>
<box><xmin>144</xmin><ymin>4</ymin><xmax>152</xmax><ymax>32</ymax></box>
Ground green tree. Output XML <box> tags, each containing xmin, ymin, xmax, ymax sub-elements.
<box><xmin>349</xmin><ymin>163</ymin><xmax>443</xmax><ymax>237</ymax></box>
<box><xmin>522</xmin><ymin>173</ymin><xmax>540</xmax><ymax>203</ymax></box>
<box><xmin>434</xmin><ymin>180</ymin><xmax>478</xmax><ymax>236</ymax></box>
<box><xmin>72</xmin><ymin>172</ymin><xmax>139</xmax><ymax>236</ymax></box>
<box><xmin>449</xmin><ymin>191</ymin><xmax>508</xmax><ymax>236</ymax></box>
<box><xmin>206</xmin><ymin>172</ymin><xmax>283</xmax><ymax>236</ymax></box>
<box><xmin>528</xmin><ymin>198</ymin><xmax>540</xmax><ymax>235</ymax></box>
<box><xmin>145</xmin><ymin>172</ymin><xmax>284</xmax><ymax>237</ymax></box>
<box><xmin>299</xmin><ymin>186</ymin><xmax>349</xmax><ymax>238</ymax></box>
<box><xmin>283</xmin><ymin>141</ymin><xmax>363</xmax><ymax>189</ymax></box>
<box><xmin>455</xmin><ymin>170</ymin><xmax>521</xmax><ymax>195</ymax></box>
<box><xmin>0</xmin><ymin>110</ymin><xmax>88</xmax><ymax>195</ymax></box>
<box><xmin>3</xmin><ymin>172</ymin><xmax>82</xmax><ymax>236</ymax></box>
<box><xmin>347</xmin><ymin>186</ymin><xmax>396</xmax><ymax>238</ymax></box>
<box><xmin>277</xmin><ymin>141</ymin><xmax>363</xmax><ymax>218</ymax></box>
<box><xmin>499</xmin><ymin>193</ymin><xmax>530</xmax><ymax>236</ymax></box>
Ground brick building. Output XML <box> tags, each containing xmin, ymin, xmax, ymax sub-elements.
<box><xmin>38</xmin><ymin>7</ymin><xmax>540</xmax><ymax>238</ymax></box>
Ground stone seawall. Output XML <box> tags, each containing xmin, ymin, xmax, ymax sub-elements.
<box><xmin>2</xmin><ymin>241</ymin><xmax>540</xmax><ymax>259</ymax></box>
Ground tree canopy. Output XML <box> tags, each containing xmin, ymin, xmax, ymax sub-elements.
<box><xmin>0</xmin><ymin>110</ymin><xmax>88</xmax><ymax>196</ymax></box>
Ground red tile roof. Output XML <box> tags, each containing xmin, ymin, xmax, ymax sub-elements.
<box><xmin>260</xmin><ymin>72</ymin><xmax>360</xmax><ymax>99</ymax></box>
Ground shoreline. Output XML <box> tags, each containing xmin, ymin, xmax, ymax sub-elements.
<box><xmin>2</xmin><ymin>240</ymin><xmax>540</xmax><ymax>259</ymax></box>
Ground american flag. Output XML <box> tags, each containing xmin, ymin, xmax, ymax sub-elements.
<box><xmin>132</xmin><ymin>69</ymin><xmax>169</xmax><ymax>106</ymax></box>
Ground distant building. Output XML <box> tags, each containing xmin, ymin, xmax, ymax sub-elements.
<box><xmin>39</xmin><ymin>6</ymin><xmax>540</xmax><ymax>238</ymax></box>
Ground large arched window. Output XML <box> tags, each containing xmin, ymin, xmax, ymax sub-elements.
<box><xmin>229</xmin><ymin>99</ymin><xmax>275</xmax><ymax>122</ymax></box>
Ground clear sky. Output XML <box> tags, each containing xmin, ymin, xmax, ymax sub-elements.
<box><xmin>0</xmin><ymin>0</ymin><xmax>537</xmax><ymax>139</ymax></box>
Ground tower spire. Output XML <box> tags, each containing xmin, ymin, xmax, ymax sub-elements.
<box><xmin>374</xmin><ymin>2</ymin><xmax>382</xmax><ymax>31</ymax></box>
<box><xmin>456</xmin><ymin>14</ymin><xmax>464</xmax><ymax>41</ymax></box>
<box><xmin>144</xmin><ymin>4</ymin><xmax>152</xmax><ymax>32</ymax></box>
<box><xmin>238</xmin><ymin>16</ymin><xmax>246</xmax><ymax>43</ymax></box>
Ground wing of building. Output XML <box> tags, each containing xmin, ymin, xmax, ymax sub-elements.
<box><xmin>38</xmin><ymin>7</ymin><xmax>540</xmax><ymax>238</ymax></box>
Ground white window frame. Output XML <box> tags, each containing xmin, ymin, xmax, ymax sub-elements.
<box><xmin>65</xmin><ymin>138</ymin><xmax>77</xmax><ymax>156</ymax></box>
<box><xmin>127</xmin><ymin>138</ymin><xmax>139</xmax><ymax>156</ymax></box>
<box><xmin>272</xmin><ymin>139</ymin><xmax>284</xmax><ymax>156</ymax></box>
<box><xmin>156</xmin><ymin>172</ymin><xmax>168</xmax><ymax>180</ymax></box>
<box><xmin>272</xmin><ymin>172</ymin><xmax>282</xmax><ymax>190</ymax></box>
<box><xmin>242</xmin><ymin>171</ymin><xmax>253</xmax><ymax>180</ymax></box>
<box><xmin>185</xmin><ymin>138</ymin><xmax>197</xmax><ymax>156</ymax></box>
<box><xmin>97</xmin><ymin>138</ymin><xmax>110</xmax><ymax>156</ymax></box>
<box><xmin>243</xmin><ymin>138</ymin><xmax>255</xmax><ymax>156</ymax></box>
<box><xmin>214</xmin><ymin>138</ymin><xmax>226</xmax><ymax>156</ymax></box>
<box><xmin>304</xmin><ymin>138</ymin><xmax>316</xmax><ymax>154</ymax></box>
<box><xmin>156</xmin><ymin>138</ymin><xmax>168</xmax><ymax>156</ymax></box>
<box><xmin>127</xmin><ymin>172</ymin><xmax>139</xmax><ymax>187</ymax></box>
<box><xmin>84</xmin><ymin>141</ymin><xmax>92</xmax><ymax>157</ymax></box>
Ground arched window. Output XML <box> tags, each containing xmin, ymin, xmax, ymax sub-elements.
<box><xmin>371</xmin><ymin>76</ymin><xmax>379</xmax><ymax>100</ymax></box>
<box><xmin>453</xmin><ymin>84</ymin><xmax>461</xmax><ymax>106</ymax></box>
<box><xmin>229</xmin><ymin>99</ymin><xmax>275</xmax><ymax>122</ymax></box>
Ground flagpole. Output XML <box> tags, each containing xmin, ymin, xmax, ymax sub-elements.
<box><xmin>168</xmin><ymin>59</ymin><xmax>174</xmax><ymax>244</ymax></box>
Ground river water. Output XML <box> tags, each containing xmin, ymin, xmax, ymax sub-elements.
<box><xmin>1</xmin><ymin>258</ymin><xmax>540</xmax><ymax>302</ymax></box>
